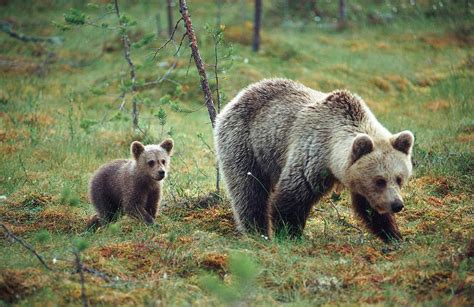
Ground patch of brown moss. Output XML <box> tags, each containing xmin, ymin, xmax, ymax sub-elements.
<box><xmin>0</xmin><ymin>269</ymin><xmax>45</xmax><ymax>303</ymax></box>
<box><xmin>201</xmin><ymin>252</ymin><xmax>228</xmax><ymax>275</ymax></box>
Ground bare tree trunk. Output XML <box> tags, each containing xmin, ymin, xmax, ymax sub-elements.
<box><xmin>167</xmin><ymin>0</ymin><xmax>174</xmax><ymax>37</ymax></box>
<box><xmin>178</xmin><ymin>0</ymin><xmax>217</xmax><ymax>128</ymax></box>
<box><xmin>338</xmin><ymin>0</ymin><xmax>347</xmax><ymax>29</ymax></box>
<box><xmin>213</xmin><ymin>31</ymin><xmax>222</xmax><ymax>194</ymax></box>
<box><xmin>309</xmin><ymin>0</ymin><xmax>322</xmax><ymax>17</ymax></box>
<box><xmin>252</xmin><ymin>0</ymin><xmax>262</xmax><ymax>52</ymax></box>
<box><xmin>114</xmin><ymin>0</ymin><xmax>138</xmax><ymax>131</ymax></box>
<box><xmin>240</xmin><ymin>0</ymin><xmax>247</xmax><ymax>23</ymax></box>
<box><xmin>156</xmin><ymin>10</ymin><xmax>162</xmax><ymax>36</ymax></box>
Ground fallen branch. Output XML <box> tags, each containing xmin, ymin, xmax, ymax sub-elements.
<box><xmin>0</xmin><ymin>223</ymin><xmax>51</xmax><ymax>270</ymax></box>
<box><xmin>0</xmin><ymin>21</ymin><xmax>63</xmax><ymax>44</ymax></box>
<box><xmin>82</xmin><ymin>266</ymin><xmax>115</xmax><ymax>283</ymax></box>
<box><xmin>178</xmin><ymin>0</ymin><xmax>217</xmax><ymax>127</ymax></box>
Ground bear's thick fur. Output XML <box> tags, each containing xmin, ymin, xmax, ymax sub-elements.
<box><xmin>87</xmin><ymin>139</ymin><xmax>173</xmax><ymax>228</ymax></box>
<box><xmin>215</xmin><ymin>79</ymin><xmax>414</xmax><ymax>242</ymax></box>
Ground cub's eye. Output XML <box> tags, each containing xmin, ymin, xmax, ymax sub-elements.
<box><xmin>396</xmin><ymin>176</ymin><xmax>403</xmax><ymax>186</ymax></box>
<box><xmin>375</xmin><ymin>178</ymin><xmax>387</xmax><ymax>188</ymax></box>
<box><xmin>161</xmin><ymin>159</ymin><xmax>166</xmax><ymax>165</ymax></box>
<box><xmin>148</xmin><ymin>160</ymin><xmax>155</xmax><ymax>167</ymax></box>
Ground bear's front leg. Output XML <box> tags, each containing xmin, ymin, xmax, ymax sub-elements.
<box><xmin>269</xmin><ymin>174</ymin><xmax>319</xmax><ymax>238</ymax></box>
<box><xmin>123</xmin><ymin>195</ymin><xmax>155</xmax><ymax>225</ymax></box>
<box><xmin>351</xmin><ymin>193</ymin><xmax>401</xmax><ymax>242</ymax></box>
<box><xmin>145</xmin><ymin>190</ymin><xmax>160</xmax><ymax>218</ymax></box>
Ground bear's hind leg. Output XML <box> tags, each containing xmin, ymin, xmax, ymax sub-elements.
<box><xmin>269</xmin><ymin>168</ymin><xmax>334</xmax><ymax>238</ymax></box>
<box><xmin>224</xmin><ymin>164</ymin><xmax>272</xmax><ymax>235</ymax></box>
<box><xmin>90</xmin><ymin>192</ymin><xmax>119</xmax><ymax>226</ymax></box>
<box><xmin>269</xmin><ymin>176</ymin><xmax>317</xmax><ymax>237</ymax></box>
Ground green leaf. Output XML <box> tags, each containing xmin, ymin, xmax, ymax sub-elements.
<box><xmin>64</xmin><ymin>8</ymin><xmax>86</xmax><ymax>25</ymax></box>
<box><xmin>155</xmin><ymin>107</ymin><xmax>167</xmax><ymax>126</ymax></box>
<box><xmin>86</xmin><ymin>3</ymin><xmax>99</xmax><ymax>9</ymax></box>
<box><xmin>159</xmin><ymin>95</ymin><xmax>172</xmax><ymax>105</ymax></box>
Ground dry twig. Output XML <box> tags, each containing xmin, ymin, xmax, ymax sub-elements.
<box><xmin>0</xmin><ymin>223</ymin><xmax>51</xmax><ymax>270</ymax></box>
<box><xmin>114</xmin><ymin>0</ymin><xmax>139</xmax><ymax>130</ymax></box>
<box><xmin>74</xmin><ymin>250</ymin><xmax>89</xmax><ymax>307</ymax></box>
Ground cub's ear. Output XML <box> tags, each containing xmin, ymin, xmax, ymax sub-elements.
<box><xmin>160</xmin><ymin>138</ymin><xmax>174</xmax><ymax>155</ymax></box>
<box><xmin>391</xmin><ymin>131</ymin><xmax>414</xmax><ymax>155</ymax></box>
<box><xmin>351</xmin><ymin>134</ymin><xmax>374</xmax><ymax>163</ymax></box>
<box><xmin>131</xmin><ymin>141</ymin><xmax>145</xmax><ymax>160</ymax></box>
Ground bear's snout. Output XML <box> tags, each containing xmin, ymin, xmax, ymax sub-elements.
<box><xmin>156</xmin><ymin>170</ymin><xmax>166</xmax><ymax>180</ymax></box>
<box><xmin>391</xmin><ymin>199</ymin><xmax>404</xmax><ymax>213</ymax></box>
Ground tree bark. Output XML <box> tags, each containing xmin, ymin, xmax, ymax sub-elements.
<box><xmin>338</xmin><ymin>0</ymin><xmax>347</xmax><ymax>29</ymax></box>
<box><xmin>178</xmin><ymin>0</ymin><xmax>217</xmax><ymax>128</ymax></box>
<box><xmin>252</xmin><ymin>0</ymin><xmax>262</xmax><ymax>52</ymax></box>
<box><xmin>167</xmin><ymin>0</ymin><xmax>174</xmax><ymax>37</ymax></box>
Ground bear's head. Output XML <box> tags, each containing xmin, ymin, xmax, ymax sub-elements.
<box><xmin>130</xmin><ymin>139</ymin><xmax>174</xmax><ymax>181</ymax></box>
<box><xmin>346</xmin><ymin>131</ymin><xmax>414</xmax><ymax>214</ymax></box>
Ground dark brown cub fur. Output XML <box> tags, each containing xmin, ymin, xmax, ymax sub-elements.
<box><xmin>87</xmin><ymin>139</ymin><xmax>173</xmax><ymax>230</ymax></box>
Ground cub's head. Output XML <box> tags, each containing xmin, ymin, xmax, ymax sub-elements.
<box><xmin>346</xmin><ymin>131</ymin><xmax>414</xmax><ymax>214</ymax></box>
<box><xmin>131</xmin><ymin>139</ymin><xmax>174</xmax><ymax>181</ymax></box>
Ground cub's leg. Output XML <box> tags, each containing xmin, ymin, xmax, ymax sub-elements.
<box><xmin>123</xmin><ymin>193</ymin><xmax>155</xmax><ymax>225</ymax></box>
<box><xmin>352</xmin><ymin>193</ymin><xmax>401</xmax><ymax>242</ymax></box>
<box><xmin>145</xmin><ymin>190</ymin><xmax>160</xmax><ymax>218</ymax></box>
<box><xmin>89</xmin><ymin>191</ymin><xmax>119</xmax><ymax>228</ymax></box>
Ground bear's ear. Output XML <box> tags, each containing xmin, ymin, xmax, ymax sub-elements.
<box><xmin>131</xmin><ymin>141</ymin><xmax>145</xmax><ymax>160</ymax></box>
<box><xmin>391</xmin><ymin>131</ymin><xmax>414</xmax><ymax>155</ymax></box>
<box><xmin>351</xmin><ymin>134</ymin><xmax>374</xmax><ymax>163</ymax></box>
<box><xmin>160</xmin><ymin>138</ymin><xmax>174</xmax><ymax>155</ymax></box>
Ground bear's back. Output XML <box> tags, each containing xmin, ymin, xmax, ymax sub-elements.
<box><xmin>216</xmin><ymin>79</ymin><xmax>327</xmax><ymax>177</ymax></box>
<box><xmin>90</xmin><ymin>159</ymin><xmax>129</xmax><ymax>204</ymax></box>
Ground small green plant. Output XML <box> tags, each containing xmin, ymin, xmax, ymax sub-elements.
<box><xmin>155</xmin><ymin>107</ymin><xmax>167</xmax><ymax>138</ymax></box>
<box><xmin>34</xmin><ymin>229</ymin><xmax>51</xmax><ymax>244</ymax></box>
<box><xmin>73</xmin><ymin>238</ymin><xmax>89</xmax><ymax>253</ymax></box>
<box><xmin>199</xmin><ymin>251</ymin><xmax>259</xmax><ymax>304</ymax></box>
<box><xmin>60</xmin><ymin>185</ymin><xmax>80</xmax><ymax>206</ymax></box>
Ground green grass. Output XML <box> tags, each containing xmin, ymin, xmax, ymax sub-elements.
<box><xmin>1</xmin><ymin>0</ymin><xmax>473</xmax><ymax>305</ymax></box>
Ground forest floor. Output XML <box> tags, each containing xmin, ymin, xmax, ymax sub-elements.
<box><xmin>0</xmin><ymin>1</ymin><xmax>473</xmax><ymax>305</ymax></box>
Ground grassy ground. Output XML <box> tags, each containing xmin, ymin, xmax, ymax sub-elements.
<box><xmin>1</xmin><ymin>0</ymin><xmax>473</xmax><ymax>305</ymax></box>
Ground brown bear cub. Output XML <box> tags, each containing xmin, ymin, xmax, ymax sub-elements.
<box><xmin>87</xmin><ymin>139</ymin><xmax>174</xmax><ymax>229</ymax></box>
<box><xmin>215</xmin><ymin>79</ymin><xmax>414</xmax><ymax>243</ymax></box>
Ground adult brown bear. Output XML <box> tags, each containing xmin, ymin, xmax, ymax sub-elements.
<box><xmin>214</xmin><ymin>79</ymin><xmax>414</xmax><ymax>242</ymax></box>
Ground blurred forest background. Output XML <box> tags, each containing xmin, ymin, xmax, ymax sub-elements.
<box><xmin>0</xmin><ymin>0</ymin><xmax>473</xmax><ymax>305</ymax></box>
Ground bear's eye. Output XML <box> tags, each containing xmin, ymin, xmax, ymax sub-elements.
<box><xmin>161</xmin><ymin>159</ymin><xmax>166</xmax><ymax>165</ymax></box>
<box><xmin>396</xmin><ymin>176</ymin><xmax>403</xmax><ymax>186</ymax></box>
<box><xmin>148</xmin><ymin>160</ymin><xmax>155</xmax><ymax>167</ymax></box>
<box><xmin>375</xmin><ymin>178</ymin><xmax>387</xmax><ymax>188</ymax></box>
